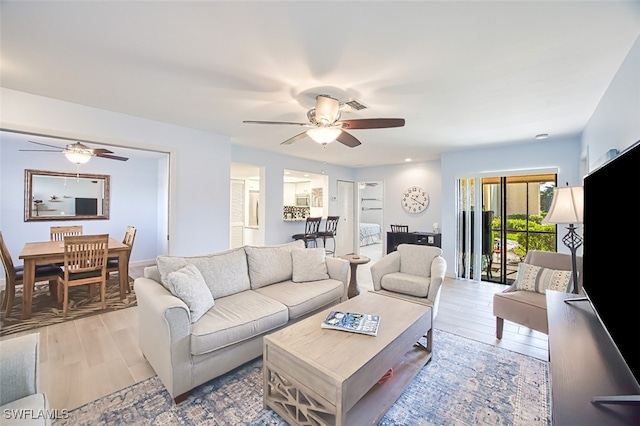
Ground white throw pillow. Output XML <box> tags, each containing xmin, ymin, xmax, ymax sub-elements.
<box><xmin>513</xmin><ymin>263</ymin><xmax>573</xmax><ymax>294</ymax></box>
<box><xmin>291</xmin><ymin>248</ymin><xmax>329</xmax><ymax>283</ymax></box>
<box><xmin>167</xmin><ymin>264</ymin><xmax>214</xmax><ymax>323</ymax></box>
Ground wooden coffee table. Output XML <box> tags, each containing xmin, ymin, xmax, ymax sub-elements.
<box><xmin>263</xmin><ymin>291</ymin><xmax>432</xmax><ymax>425</ymax></box>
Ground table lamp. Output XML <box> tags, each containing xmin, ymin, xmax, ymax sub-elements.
<box><xmin>541</xmin><ymin>184</ymin><xmax>584</xmax><ymax>294</ymax></box>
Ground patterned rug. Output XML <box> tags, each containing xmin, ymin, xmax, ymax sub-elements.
<box><xmin>55</xmin><ymin>329</ymin><xmax>550</xmax><ymax>426</ymax></box>
<box><xmin>0</xmin><ymin>274</ymin><xmax>136</xmax><ymax>336</ymax></box>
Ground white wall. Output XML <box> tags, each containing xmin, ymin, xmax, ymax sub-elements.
<box><xmin>582</xmin><ymin>35</ymin><xmax>640</xmax><ymax>169</ymax></box>
<box><xmin>0</xmin><ymin>88</ymin><xmax>231</xmax><ymax>260</ymax></box>
<box><xmin>231</xmin><ymin>144</ymin><xmax>355</xmax><ymax>246</ymax></box>
<box><xmin>440</xmin><ymin>137</ymin><xmax>582</xmax><ymax>276</ymax></box>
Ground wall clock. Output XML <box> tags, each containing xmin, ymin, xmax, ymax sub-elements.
<box><xmin>402</xmin><ymin>186</ymin><xmax>429</xmax><ymax>213</ymax></box>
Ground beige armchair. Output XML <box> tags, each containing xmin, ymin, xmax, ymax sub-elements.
<box><xmin>370</xmin><ymin>244</ymin><xmax>446</xmax><ymax>318</ymax></box>
<box><xmin>0</xmin><ymin>333</ymin><xmax>51</xmax><ymax>425</ymax></box>
<box><xmin>493</xmin><ymin>250</ymin><xmax>583</xmax><ymax>338</ymax></box>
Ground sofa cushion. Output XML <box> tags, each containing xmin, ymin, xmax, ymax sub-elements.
<box><xmin>381</xmin><ymin>272</ymin><xmax>430</xmax><ymax>298</ymax></box>
<box><xmin>398</xmin><ymin>244</ymin><xmax>440</xmax><ymax>277</ymax></box>
<box><xmin>246</xmin><ymin>241</ymin><xmax>305</xmax><ymax>289</ymax></box>
<box><xmin>292</xmin><ymin>248</ymin><xmax>329</xmax><ymax>283</ymax></box>
<box><xmin>167</xmin><ymin>264</ymin><xmax>214</xmax><ymax>323</ymax></box>
<box><xmin>0</xmin><ymin>393</ymin><xmax>50</xmax><ymax>426</ymax></box>
<box><xmin>156</xmin><ymin>247</ymin><xmax>250</xmax><ymax>299</ymax></box>
<box><xmin>513</xmin><ymin>263</ymin><xmax>572</xmax><ymax>294</ymax></box>
<box><xmin>255</xmin><ymin>279</ymin><xmax>344</xmax><ymax>319</ymax></box>
<box><xmin>190</xmin><ymin>290</ymin><xmax>288</xmax><ymax>356</ymax></box>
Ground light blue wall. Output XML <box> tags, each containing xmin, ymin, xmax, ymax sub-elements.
<box><xmin>0</xmin><ymin>133</ymin><xmax>162</xmax><ymax>264</ymax></box>
<box><xmin>440</xmin><ymin>137</ymin><xmax>582</xmax><ymax>276</ymax></box>
<box><xmin>582</xmin><ymin>35</ymin><xmax>640</xmax><ymax>169</ymax></box>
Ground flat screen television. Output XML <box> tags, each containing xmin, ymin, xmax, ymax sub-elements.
<box><xmin>583</xmin><ymin>139</ymin><xmax>640</xmax><ymax>401</ymax></box>
<box><xmin>75</xmin><ymin>197</ymin><xmax>98</xmax><ymax>215</ymax></box>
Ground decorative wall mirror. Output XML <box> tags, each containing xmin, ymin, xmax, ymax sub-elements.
<box><xmin>24</xmin><ymin>169</ymin><xmax>110</xmax><ymax>221</ymax></box>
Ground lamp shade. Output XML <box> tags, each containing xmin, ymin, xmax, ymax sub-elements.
<box><xmin>307</xmin><ymin>127</ymin><xmax>342</xmax><ymax>144</ymax></box>
<box><xmin>542</xmin><ymin>186</ymin><xmax>584</xmax><ymax>224</ymax></box>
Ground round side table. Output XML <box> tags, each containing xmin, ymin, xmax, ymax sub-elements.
<box><xmin>340</xmin><ymin>254</ymin><xmax>371</xmax><ymax>298</ymax></box>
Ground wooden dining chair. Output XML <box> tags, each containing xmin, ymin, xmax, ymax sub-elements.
<box><xmin>106</xmin><ymin>225</ymin><xmax>136</xmax><ymax>292</ymax></box>
<box><xmin>50</xmin><ymin>225</ymin><xmax>83</xmax><ymax>241</ymax></box>
<box><xmin>390</xmin><ymin>224</ymin><xmax>409</xmax><ymax>233</ymax></box>
<box><xmin>57</xmin><ymin>234</ymin><xmax>109</xmax><ymax>318</ymax></box>
<box><xmin>0</xmin><ymin>231</ymin><xmax>62</xmax><ymax>317</ymax></box>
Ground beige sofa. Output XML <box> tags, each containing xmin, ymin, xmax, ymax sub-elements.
<box><xmin>134</xmin><ymin>240</ymin><xmax>349</xmax><ymax>402</ymax></box>
<box><xmin>0</xmin><ymin>333</ymin><xmax>50</xmax><ymax>426</ymax></box>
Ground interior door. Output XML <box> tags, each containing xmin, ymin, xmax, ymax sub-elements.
<box><xmin>336</xmin><ymin>180</ymin><xmax>354</xmax><ymax>256</ymax></box>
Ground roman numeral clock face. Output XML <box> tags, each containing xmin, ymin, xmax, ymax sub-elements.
<box><xmin>402</xmin><ymin>186</ymin><xmax>429</xmax><ymax>213</ymax></box>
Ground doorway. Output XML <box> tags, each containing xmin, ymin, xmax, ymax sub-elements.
<box><xmin>357</xmin><ymin>181</ymin><xmax>384</xmax><ymax>262</ymax></box>
<box><xmin>335</xmin><ymin>180</ymin><xmax>355</xmax><ymax>256</ymax></box>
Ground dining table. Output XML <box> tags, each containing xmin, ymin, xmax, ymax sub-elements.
<box><xmin>18</xmin><ymin>237</ymin><xmax>130</xmax><ymax>320</ymax></box>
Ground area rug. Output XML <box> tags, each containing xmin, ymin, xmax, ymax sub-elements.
<box><xmin>0</xmin><ymin>274</ymin><xmax>136</xmax><ymax>336</ymax></box>
<box><xmin>55</xmin><ymin>329</ymin><xmax>550</xmax><ymax>425</ymax></box>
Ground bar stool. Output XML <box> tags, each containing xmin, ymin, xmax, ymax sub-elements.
<box><xmin>292</xmin><ymin>217</ymin><xmax>322</xmax><ymax>247</ymax></box>
<box><xmin>317</xmin><ymin>216</ymin><xmax>339</xmax><ymax>256</ymax></box>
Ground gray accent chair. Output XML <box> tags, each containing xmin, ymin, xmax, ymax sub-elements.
<box><xmin>493</xmin><ymin>250</ymin><xmax>583</xmax><ymax>338</ymax></box>
<box><xmin>370</xmin><ymin>244</ymin><xmax>446</xmax><ymax>318</ymax></box>
<box><xmin>0</xmin><ymin>333</ymin><xmax>51</xmax><ymax>426</ymax></box>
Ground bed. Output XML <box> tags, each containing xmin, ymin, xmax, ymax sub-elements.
<box><xmin>360</xmin><ymin>222</ymin><xmax>382</xmax><ymax>246</ymax></box>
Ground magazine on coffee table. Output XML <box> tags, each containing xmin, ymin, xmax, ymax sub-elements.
<box><xmin>321</xmin><ymin>310</ymin><xmax>380</xmax><ymax>336</ymax></box>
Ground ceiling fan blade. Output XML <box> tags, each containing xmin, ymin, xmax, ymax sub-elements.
<box><xmin>339</xmin><ymin>118</ymin><xmax>405</xmax><ymax>130</ymax></box>
<box><xmin>243</xmin><ymin>120</ymin><xmax>310</xmax><ymax>126</ymax></box>
<box><xmin>95</xmin><ymin>153</ymin><xmax>129</xmax><ymax>161</ymax></box>
<box><xmin>336</xmin><ymin>131</ymin><xmax>361</xmax><ymax>148</ymax></box>
<box><xmin>280</xmin><ymin>132</ymin><xmax>308</xmax><ymax>145</ymax></box>
<box><xmin>90</xmin><ymin>148</ymin><xmax>114</xmax><ymax>155</ymax></box>
<box><xmin>19</xmin><ymin>149</ymin><xmax>62</xmax><ymax>152</ymax></box>
<box><xmin>27</xmin><ymin>140</ymin><xmax>64</xmax><ymax>149</ymax></box>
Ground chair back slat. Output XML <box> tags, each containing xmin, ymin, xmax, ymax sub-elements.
<box><xmin>391</xmin><ymin>224</ymin><xmax>409</xmax><ymax>233</ymax></box>
<box><xmin>123</xmin><ymin>226</ymin><xmax>137</xmax><ymax>248</ymax></box>
<box><xmin>63</xmin><ymin>234</ymin><xmax>109</xmax><ymax>276</ymax></box>
<box><xmin>325</xmin><ymin>216</ymin><xmax>340</xmax><ymax>234</ymax></box>
<box><xmin>50</xmin><ymin>226</ymin><xmax>83</xmax><ymax>241</ymax></box>
<box><xmin>305</xmin><ymin>217</ymin><xmax>322</xmax><ymax>235</ymax></box>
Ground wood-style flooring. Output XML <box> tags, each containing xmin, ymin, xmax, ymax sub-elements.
<box><xmin>1</xmin><ymin>245</ymin><xmax>548</xmax><ymax>412</ymax></box>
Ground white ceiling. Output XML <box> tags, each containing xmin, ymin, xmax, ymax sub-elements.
<box><xmin>1</xmin><ymin>1</ymin><xmax>639</xmax><ymax>167</ymax></box>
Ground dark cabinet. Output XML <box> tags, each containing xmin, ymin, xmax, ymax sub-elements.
<box><xmin>386</xmin><ymin>232</ymin><xmax>442</xmax><ymax>254</ymax></box>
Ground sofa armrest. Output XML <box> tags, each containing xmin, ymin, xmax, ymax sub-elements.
<box><xmin>370</xmin><ymin>251</ymin><xmax>400</xmax><ymax>291</ymax></box>
<box><xmin>326</xmin><ymin>257</ymin><xmax>349</xmax><ymax>301</ymax></box>
<box><xmin>0</xmin><ymin>333</ymin><xmax>39</xmax><ymax>407</ymax></box>
<box><xmin>428</xmin><ymin>256</ymin><xmax>447</xmax><ymax>318</ymax></box>
<box><xmin>134</xmin><ymin>277</ymin><xmax>193</xmax><ymax>399</ymax></box>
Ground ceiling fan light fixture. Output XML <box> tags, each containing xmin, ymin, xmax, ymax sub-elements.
<box><xmin>64</xmin><ymin>149</ymin><xmax>91</xmax><ymax>164</ymax></box>
<box><xmin>307</xmin><ymin>127</ymin><xmax>342</xmax><ymax>144</ymax></box>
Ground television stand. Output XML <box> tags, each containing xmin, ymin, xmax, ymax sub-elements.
<box><xmin>547</xmin><ymin>290</ymin><xmax>640</xmax><ymax>424</ymax></box>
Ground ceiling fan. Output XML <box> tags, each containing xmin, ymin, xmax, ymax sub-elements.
<box><xmin>20</xmin><ymin>141</ymin><xmax>129</xmax><ymax>164</ymax></box>
<box><xmin>243</xmin><ymin>94</ymin><xmax>405</xmax><ymax>147</ymax></box>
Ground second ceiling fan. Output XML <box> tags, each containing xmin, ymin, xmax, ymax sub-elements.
<box><xmin>243</xmin><ymin>95</ymin><xmax>405</xmax><ymax>147</ymax></box>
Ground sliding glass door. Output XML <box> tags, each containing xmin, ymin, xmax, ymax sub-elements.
<box><xmin>458</xmin><ymin>173</ymin><xmax>557</xmax><ymax>284</ymax></box>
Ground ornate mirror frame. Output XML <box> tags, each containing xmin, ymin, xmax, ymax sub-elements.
<box><xmin>24</xmin><ymin>169</ymin><xmax>110</xmax><ymax>222</ymax></box>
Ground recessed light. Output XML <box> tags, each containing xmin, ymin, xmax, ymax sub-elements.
<box><xmin>404</xmin><ymin>158</ymin><xmax>412</xmax><ymax>162</ymax></box>
<box><xmin>535</xmin><ymin>134</ymin><xmax>549</xmax><ymax>140</ymax></box>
